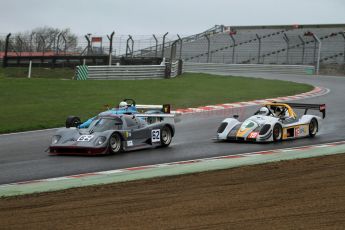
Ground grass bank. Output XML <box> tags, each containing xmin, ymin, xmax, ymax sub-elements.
<box><xmin>0</xmin><ymin>72</ymin><xmax>313</xmax><ymax>133</ymax></box>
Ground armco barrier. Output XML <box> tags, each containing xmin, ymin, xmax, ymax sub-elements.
<box><xmin>76</xmin><ymin>64</ymin><xmax>166</xmax><ymax>80</ymax></box>
<box><xmin>184</xmin><ymin>62</ymin><xmax>315</xmax><ymax>75</ymax></box>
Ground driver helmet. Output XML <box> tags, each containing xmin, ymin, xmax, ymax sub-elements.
<box><xmin>258</xmin><ymin>107</ymin><xmax>269</xmax><ymax>116</ymax></box>
<box><xmin>119</xmin><ymin>101</ymin><xmax>128</xmax><ymax>109</ymax></box>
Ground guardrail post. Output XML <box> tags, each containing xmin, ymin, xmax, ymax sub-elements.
<box><xmin>204</xmin><ymin>34</ymin><xmax>211</xmax><ymax>63</ymax></box>
<box><xmin>283</xmin><ymin>33</ymin><xmax>290</xmax><ymax>64</ymax></box>
<box><xmin>3</xmin><ymin>33</ymin><xmax>11</xmax><ymax>68</ymax></box>
<box><xmin>107</xmin><ymin>31</ymin><xmax>115</xmax><ymax>66</ymax></box>
<box><xmin>153</xmin><ymin>34</ymin><xmax>158</xmax><ymax>57</ymax></box>
<box><xmin>298</xmin><ymin>35</ymin><xmax>305</xmax><ymax>64</ymax></box>
<box><xmin>256</xmin><ymin>34</ymin><xmax>261</xmax><ymax>64</ymax></box>
<box><xmin>161</xmin><ymin>32</ymin><xmax>168</xmax><ymax>58</ymax></box>
<box><xmin>229</xmin><ymin>34</ymin><xmax>236</xmax><ymax>64</ymax></box>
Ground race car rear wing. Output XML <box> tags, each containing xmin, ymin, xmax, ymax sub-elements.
<box><xmin>136</xmin><ymin>104</ymin><xmax>171</xmax><ymax>114</ymax></box>
<box><xmin>284</xmin><ymin>102</ymin><xmax>326</xmax><ymax>119</ymax></box>
<box><xmin>136</xmin><ymin>113</ymin><xmax>180</xmax><ymax>124</ymax></box>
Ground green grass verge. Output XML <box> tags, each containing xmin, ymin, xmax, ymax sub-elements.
<box><xmin>0</xmin><ymin>67</ymin><xmax>74</xmax><ymax>79</ymax></box>
<box><xmin>0</xmin><ymin>72</ymin><xmax>313</xmax><ymax>133</ymax></box>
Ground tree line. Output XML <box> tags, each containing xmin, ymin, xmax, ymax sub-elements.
<box><xmin>0</xmin><ymin>27</ymin><xmax>78</xmax><ymax>53</ymax></box>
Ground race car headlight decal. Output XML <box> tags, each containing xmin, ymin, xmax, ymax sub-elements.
<box><xmin>95</xmin><ymin>136</ymin><xmax>107</xmax><ymax>146</ymax></box>
<box><xmin>259</xmin><ymin>124</ymin><xmax>271</xmax><ymax>135</ymax></box>
<box><xmin>51</xmin><ymin>135</ymin><xmax>61</xmax><ymax>144</ymax></box>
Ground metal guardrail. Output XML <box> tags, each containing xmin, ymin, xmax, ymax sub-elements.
<box><xmin>184</xmin><ymin>62</ymin><xmax>315</xmax><ymax>75</ymax></box>
<box><xmin>76</xmin><ymin>64</ymin><xmax>166</xmax><ymax>80</ymax></box>
<box><xmin>170</xmin><ymin>61</ymin><xmax>180</xmax><ymax>78</ymax></box>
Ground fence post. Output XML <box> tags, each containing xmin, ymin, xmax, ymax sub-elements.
<box><xmin>126</xmin><ymin>35</ymin><xmax>134</xmax><ymax>58</ymax></box>
<box><xmin>313</xmin><ymin>34</ymin><xmax>321</xmax><ymax>75</ymax></box>
<box><xmin>85</xmin><ymin>34</ymin><xmax>92</xmax><ymax>55</ymax></box>
<box><xmin>153</xmin><ymin>34</ymin><xmax>158</xmax><ymax>57</ymax></box>
<box><xmin>204</xmin><ymin>34</ymin><xmax>210</xmax><ymax>63</ymax></box>
<box><xmin>39</xmin><ymin>35</ymin><xmax>45</xmax><ymax>56</ymax></box>
<box><xmin>3</xmin><ymin>33</ymin><xmax>11</xmax><ymax>68</ymax></box>
<box><xmin>61</xmin><ymin>33</ymin><xmax>67</xmax><ymax>56</ymax></box>
<box><xmin>107</xmin><ymin>31</ymin><xmax>115</xmax><ymax>66</ymax></box>
<box><xmin>341</xmin><ymin>32</ymin><xmax>345</xmax><ymax>64</ymax></box>
<box><xmin>177</xmin><ymin>34</ymin><xmax>183</xmax><ymax>60</ymax></box>
<box><xmin>56</xmin><ymin>33</ymin><xmax>62</xmax><ymax>55</ymax></box>
<box><xmin>161</xmin><ymin>32</ymin><xmax>169</xmax><ymax>58</ymax></box>
<box><xmin>283</xmin><ymin>33</ymin><xmax>290</xmax><ymax>64</ymax></box>
<box><xmin>30</xmin><ymin>32</ymin><xmax>36</xmax><ymax>54</ymax></box>
<box><xmin>256</xmin><ymin>34</ymin><xmax>261</xmax><ymax>64</ymax></box>
<box><xmin>298</xmin><ymin>35</ymin><xmax>305</xmax><ymax>64</ymax></box>
<box><xmin>229</xmin><ymin>34</ymin><xmax>236</xmax><ymax>64</ymax></box>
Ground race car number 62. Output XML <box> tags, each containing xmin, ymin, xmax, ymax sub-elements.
<box><xmin>151</xmin><ymin>129</ymin><xmax>161</xmax><ymax>142</ymax></box>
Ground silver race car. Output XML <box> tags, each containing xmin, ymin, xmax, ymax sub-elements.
<box><xmin>49</xmin><ymin>106</ymin><xmax>175</xmax><ymax>155</ymax></box>
<box><xmin>215</xmin><ymin>102</ymin><xmax>326</xmax><ymax>142</ymax></box>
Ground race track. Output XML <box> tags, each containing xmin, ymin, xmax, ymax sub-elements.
<box><xmin>1</xmin><ymin>73</ymin><xmax>344</xmax><ymax>184</ymax></box>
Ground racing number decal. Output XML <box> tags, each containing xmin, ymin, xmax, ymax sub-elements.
<box><xmin>151</xmin><ymin>129</ymin><xmax>161</xmax><ymax>143</ymax></box>
<box><xmin>295</xmin><ymin>126</ymin><xmax>307</xmax><ymax>137</ymax></box>
<box><xmin>77</xmin><ymin>135</ymin><xmax>94</xmax><ymax>142</ymax></box>
<box><xmin>248</xmin><ymin>132</ymin><xmax>258</xmax><ymax>139</ymax></box>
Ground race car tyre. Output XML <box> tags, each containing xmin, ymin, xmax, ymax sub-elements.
<box><xmin>65</xmin><ymin>116</ymin><xmax>81</xmax><ymax>128</ymax></box>
<box><xmin>273</xmin><ymin>124</ymin><xmax>283</xmax><ymax>142</ymax></box>
<box><xmin>309</xmin><ymin>118</ymin><xmax>318</xmax><ymax>137</ymax></box>
<box><xmin>161</xmin><ymin>126</ymin><xmax>172</xmax><ymax>147</ymax></box>
<box><xmin>109</xmin><ymin>133</ymin><xmax>123</xmax><ymax>154</ymax></box>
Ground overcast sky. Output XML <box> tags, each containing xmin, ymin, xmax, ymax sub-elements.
<box><xmin>1</xmin><ymin>0</ymin><xmax>344</xmax><ymax>36</ymax></box>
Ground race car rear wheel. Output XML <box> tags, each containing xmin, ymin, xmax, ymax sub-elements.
<box><xmin>65</xmin><ymin>116</ymin><xmax>81</xmax><ymax>128</ymax></box>
<box><xmin>161</xmin><ymin>126</ymin><xmax>172</xmax><ymax>147</ymax></box>
<box><xmin>109</xmin><ymin>133</ymin><xmax>123</xmax><ymax>154</ymax></box>
<box><xmin>309</xmin><ymin>118</ymin><xmax>318</xmax><ymax>137</ymax></box>
<box><xmin>273</xmin><ymin>124</ymin><xmax>283</xmax><ymax>142</ymax></box>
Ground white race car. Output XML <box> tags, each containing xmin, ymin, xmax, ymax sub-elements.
<box><xmin>215</xmin><ymin>102</ymin><xmax>326</xmax><ymax>142</ymax></box>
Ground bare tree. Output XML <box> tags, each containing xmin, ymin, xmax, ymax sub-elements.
<box><xmin>9</xmin><ymin>27</ymin><xmax>78</xmax><ymax>53</ymax></box>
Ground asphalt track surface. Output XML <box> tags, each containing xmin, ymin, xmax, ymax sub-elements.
<box><xmin>0</xmin><ymin>73</ymin><xmax>344</xmax><ymax>184</ymax></box>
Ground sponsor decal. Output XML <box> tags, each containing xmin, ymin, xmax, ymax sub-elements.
<box><xmin>248</xmin><ymin>132</ymin><xmax>259</xmax><ymax>139</ymax></box>
<box><xmin>124</xmin><ymin>132</ymin><xmax>131</xmax><ymax>138</ymax></box>
<box><xmin>77</xmin><ymin>135</ymin><xmax>94</xmax><ymax>142</ymax></box>
<box><xmin>127</xmin><ymin>140</ymin><xmax>133</xmax><ymax>147</ymax></box>
<box><xmin>151</xmin><ymin>129</ymin><xmax>161</xmax><ymax>143</ymax></box>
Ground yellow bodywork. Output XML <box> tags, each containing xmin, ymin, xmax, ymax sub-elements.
<box><xmin>236</xmin><ymin>128</ymin><xmax>251</xmax><ymax>137</ymax></box>
<box><xmin>263</xmin><ymin>103</ymin><xmax>297</xmax><ymax>119</ymax></box>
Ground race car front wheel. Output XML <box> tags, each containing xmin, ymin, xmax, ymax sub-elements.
<box><xmin>273</xmin><ymin>124</ymin><xmax>283</xmax><ymax>142</ymax></box>
<box><xmin>309</xmin><ymin>118</ymin><xmax>318</xmax><ymax>137</ymax></box>
<box><xmin>161</xmin><ymin>126</ymin><xmax>172</xmax><ymax>147</ymax></box>
<box><xmin>109</xmin><ymin>133</ymin><xmax>123</xmax><ymax>154</ymax></box>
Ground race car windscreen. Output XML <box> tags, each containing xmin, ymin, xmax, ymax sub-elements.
<box><xmin>88</xmin><ymin>118</ymin><xmax>123</xmax><ymax>132</ymax></box>
<box><xmin>241</xmin><ymin>120</ymin><xmax>258</xmax><ymax>130</ymax></box>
